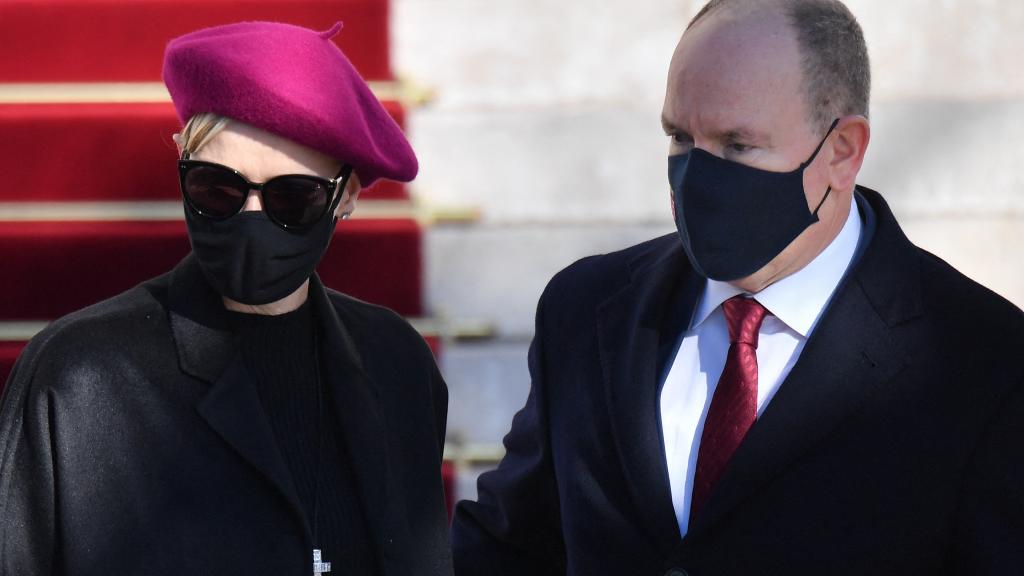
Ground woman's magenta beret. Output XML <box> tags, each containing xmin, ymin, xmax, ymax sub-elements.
<box><xmin>163</xmin><ymin>21</ymin><xmax>417</xmax><ymax>188</ymax></box>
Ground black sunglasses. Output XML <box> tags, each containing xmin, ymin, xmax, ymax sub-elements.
<box><xmin>178</xmin><ymin>155</ymin><xmax>353</xmax><ymax>230</ymax></box>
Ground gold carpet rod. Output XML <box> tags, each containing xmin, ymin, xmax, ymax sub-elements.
<box><xmin>0</xmin><ymin>80</ymin><xmax>434</xmax><ymax>106</ymax></box>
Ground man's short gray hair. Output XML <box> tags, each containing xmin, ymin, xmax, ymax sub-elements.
<box><xmin>687</xmin><ymin>0</ymin><xmax>871</xmax><ymax>133</ymax></box>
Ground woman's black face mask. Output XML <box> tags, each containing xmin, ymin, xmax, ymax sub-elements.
<box><xmin>180</xmin><ymin>159</ymin><xmax>352</xmax><ymax>305</ymax></box>
<box><xmin>668</xmin><ymin>119</ymin><xmax>839</xmax><ymax>282</ymax></box>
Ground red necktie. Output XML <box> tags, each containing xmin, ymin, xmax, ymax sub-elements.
<box><xmin>690</xmin><ymin>296</ymin><xmax>770</xmax><ymax>523</ymax></box>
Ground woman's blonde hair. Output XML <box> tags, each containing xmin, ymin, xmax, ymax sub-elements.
<box><xmin>177</xmin><ymin>113</ymin><xmax>231</xmax><ymax>157</ymax></box>
<box><xmin>175</xmin><ymin>113</ymin><xmax>361</xmax><ymax>193</ymax></box>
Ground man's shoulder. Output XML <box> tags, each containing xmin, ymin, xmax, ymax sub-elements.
<box><xmin>858</xmin><ymin>187</ymin><xmax>1022</xmax><ymax>337</ymax></box>
<box><xmin>542</xmin><ymin>233</ymin><xmax>680</xmax><ymax>306</ymax></box>
<box><xmin>915</xmin><ymin>246</ymin><xmax>1024</xmax><ymax>336</ymax></box>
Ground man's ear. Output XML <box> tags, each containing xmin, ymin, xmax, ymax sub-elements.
<box><xmin>828</xmin><ymin>115</ymin><xmax>870</xmax><ymax>192</ymax></box>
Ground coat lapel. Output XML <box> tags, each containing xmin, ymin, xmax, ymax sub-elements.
<box><xmin>596</xmin><ymin>237</ymin><xmax>704</xmax><ymax>554</ymax></box>
<box><xmin>168</xmin><ymin>256</ymin><xmax>406</xmax><ymax>571</ymax></box>
<box><xmin>687</xmin><ymin>188</ymin><xmax>926</xmax><ymax>537</ymax></box>
<box><xmin>309</xmin><ymin>276</ymin><xmax>407</xmax><ymax>574</ymax></box>
<box><xmin>167</xmin><ymin>255</ymin><xmax>309</xmax><ymax>541</ymax></box>
<box><xmin>687</xmin><ymin>278</ymin><xmax>904</xmax><ymax>536</ymax></box>
<box><xmin>196</xmin><ymin>358</ymin><xmax>309</xmax><ymax>537</ymax></box>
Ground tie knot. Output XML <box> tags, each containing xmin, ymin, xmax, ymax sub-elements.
<box><xmin>722</xmin><ymin>296</ymin><xmax>769</xmax><ymax>347</ymax></box>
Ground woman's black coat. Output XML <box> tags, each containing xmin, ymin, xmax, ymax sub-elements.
<box><xmin>0</xmin><ymin>255</ymin><xmax>452</xmax><ymax>575</ymax></box>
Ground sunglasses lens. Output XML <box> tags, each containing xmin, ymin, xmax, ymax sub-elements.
<box><xmin>183</xmin><ymin>164</ymin><xmax>247</xmax><ymax>219</ymax></box>
<box><xmin>263</xmin><ymin>177</ymin><xmax>331</xmax><ymax>228</ymax></box>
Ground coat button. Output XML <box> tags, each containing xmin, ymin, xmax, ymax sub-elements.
<box><xmin>664</xmin><ymin>570</ymin><xmax>689</xmax><ymax>576</ymax></box>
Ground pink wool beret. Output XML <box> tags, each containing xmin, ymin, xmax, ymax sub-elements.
<box><xmin>162</xmin><ymin>21</ymin><xmax>417</xmax><ymax>188</ymax></box>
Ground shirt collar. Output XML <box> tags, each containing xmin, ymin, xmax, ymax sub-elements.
<box><xmin>690</xmin><ymin>197</ymin><xmax>863</xmax><ymax>337</ymax></box>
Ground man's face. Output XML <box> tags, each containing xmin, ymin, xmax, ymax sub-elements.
<box><xmin>662</xmin><ymin>5</ymin><xmax>850</xmax><ymax>291</ymax></box>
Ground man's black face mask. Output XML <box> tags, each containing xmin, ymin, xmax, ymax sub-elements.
<box><xmin>668</xmin><ymin>118</ymin><xmax>839</xmax><ymax>282</ymax></box>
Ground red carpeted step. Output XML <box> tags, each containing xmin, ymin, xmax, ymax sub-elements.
<box><xmin>0</xmin><ymin>219</ymin><xmax>422</xmax><ymax>320</ymax></box>
<box><xmin>442</xmin><ymin>460</ymin><xmax>456</xmax><ymax>521</ymax></box>
<box><xmin>0</xmin><ymin>341</ymin><xmax>27</xmax><ymax>395</ymax></box>
<box><xmin>0</xmin><ymin>102</ymin><xmax>409</xmax><ymax>201</ymax></box>
<box><xmin>0</xmin><ymin>0</ymin><xmax>392</xmax><ymax>82</ymax></box>
<box><xmin>422</xmin><ymin>335</ymin><xmax>441</xmax><ymax>358</ymax></box>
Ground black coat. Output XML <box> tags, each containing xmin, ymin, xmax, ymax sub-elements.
<box><xmin>451</xmin><ymin>188</ymin><xmax>1024</xmax><ymax>575</ymax></box>
<box><xmin>0</xmin><ymin>255</ymin><xmax>452</xmax><ymax>575</ymax></box>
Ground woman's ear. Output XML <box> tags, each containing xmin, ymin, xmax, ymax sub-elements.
<box><xmin>172</xmin><ymin>133</ymin><xmax>184</xmax><ymax>157</ymax></box>
<box><xmin>335</xmin><ymin>170</ymin><xmax>362</xmax><ymax>219</ymax></box>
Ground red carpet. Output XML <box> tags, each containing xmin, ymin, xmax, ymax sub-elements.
<box><xmin>442</xmin><ymin>460</ymin><xmax>457</xmax><ymax>520</ymax></box>
<box><xmin>0</xmin><ymin>0</ymin><xmax>392</xmax><ymax>82</ymax></box>
<box><xmin>423</xmin><ymin>335</ymin><xmax>441</xmax><ymax>358</ymax></box>
<box><xmin>0</xmin><ymin>219</ymin><xmax>422</xmax><ymax>320</ymax></box>
<box><xmin>0</xmin><ymin>342</ymin><xmax>26</xmax><ymax>396</ymax></box>
<box><xmin>0</xmin><ymin>102</ymin><xmax>409</xmax><ymax>201</ymax></box>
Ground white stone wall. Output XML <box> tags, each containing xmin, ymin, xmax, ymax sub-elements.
<box><xmin>392</xmin><ymin>0</ymin><xmax>1024</xmax><ymax>447</ymax></box>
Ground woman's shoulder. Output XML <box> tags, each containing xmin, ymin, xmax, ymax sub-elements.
<box><xmin>12</xmin><ymin>285</ymin><xmax>167</xmax><ymax>390</ymax></box>
<box><xmin>322</xmin><ymin>288</ymin><xmax>433</xmax><ymax>356</ymax></box>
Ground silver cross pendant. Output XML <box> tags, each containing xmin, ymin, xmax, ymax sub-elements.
<box><xmin>313</xmin><ymin>548</ymin><xmax>332</xmax><ymax>575</ymax></box>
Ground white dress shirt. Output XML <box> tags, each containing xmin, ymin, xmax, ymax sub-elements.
<box><xmin>659</xmin><ymin>198</ymin><xmax>863</xmax><ymax>536</ymax></box>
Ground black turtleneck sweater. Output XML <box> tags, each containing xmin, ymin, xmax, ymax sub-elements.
<box><xmin>226</xmin><ymin>302</ymin><xmax>375</xmax><ymax>574</ymax></box>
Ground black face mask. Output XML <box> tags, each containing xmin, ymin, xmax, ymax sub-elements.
<box><xmin>184</xmin><ymin>196</ymin><xmax>341</xmax><ymax>305</ymax></box>
<box><xmin>668</xmin><ymin>119</ymin><xmax>839</xmax><ymax>281</ymax></box>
